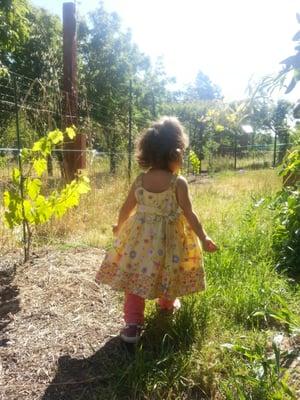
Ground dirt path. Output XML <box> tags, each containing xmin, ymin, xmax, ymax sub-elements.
<box><xmin>0</xmin><ymin>248</ymin><xmax>124</xmax><ymax>400</ymax></box>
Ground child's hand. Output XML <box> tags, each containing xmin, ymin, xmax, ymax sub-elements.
<box><xmin>202</xmin><ymin>237</ymin><xmax>218</xmax><ymax>253</ymax></box>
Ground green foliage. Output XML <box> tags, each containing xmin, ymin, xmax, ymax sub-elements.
<box><xmin>272</xmin><ymin>147</ymin><xmax>300</xmax><ymax>276</ymax></box>
<box><xmin>280</xmin><ymin>13</ymin><xmax>300</xmax><ymax>94</ymax></box>
<box><xmin>220</xmin><ymin>339</ymin><xmax>296</xmax><ymax>399</ymax></box>
<box><xmin>244</xmin><ymin>93</ymin><xmax>292</xmax><ymax>165</ymax></box>
<box><xmin>75</xmin><ymin>3</ymin><xmax>172</xmax><ymax>171</ymax></box>
<box><xmin>279</xmin><ymin>147</ymin><xmax>300</xmax><ymax>183</ymax></box>
<box><xmin>114</xmin><ymin>294</ymin><xmax>210</xmax><ymax>399</ymax></box>
<box><xmin>272</xmin><ymin>187</ymin><xmax>300</xmax><ymax>276</ymax></box>
<box><xmin>0</xmin><ymin>0</ymin><xmax>29</xmax><ymax>54</ymax></box>
<box><xmin>0</xmin><ymin>0</ymin><xmax>278</xmax><ymax>175</ymax></box>
<box><xmin>290</xmin><ymin>124</ymin><xmax>300</xmax><ymax>145</ymax></box>
<box><xmin>188</xmin><ymin>149</ymin><xmax>201</xmax><ymax>174</ymax></box>
<box><xmin>82</xmin><ymin>171</ymin><xmax>297</xmax><ymax>400</ymax></box>
<box><xmin>0</xmin><ymin>3</ymin><xmax>62</xmax><ymax>80</ymax></box>
<box><xmin>0</xmin><ymin>4</ymin><xmax>62</xmax><ymax>148</ymax></box>
<box><xmin>3</xmin><ymin>127</ymin><xmax>90</xmax><ymax>260</ymax></box>
<box><xmin>185</xmin><ymin>70</ymin><xmax>222</xmax><ymax>101</ymax></box>
<box><xmin>9</xmin><ymin>4</ymin><xmax>62</xmax><ymax>103</ymax></box>
<box><xmin>204</xmin><ymin>139</ymin><xmax>220</xmax><ymax>172</ymax></box>
<box><xmin>164</xmin><ymin>100</ymin><xmax>251</xmax><ymax>172</ymax></box>
<box><xmin>250</xmin><ymin>294</ymin><xmax>300</xmax><ymax>334</ymax></box>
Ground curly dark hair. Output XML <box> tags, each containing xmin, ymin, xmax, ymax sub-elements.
<box><xmin>136</xmin><ymin>116</ymin><xmax>189</xmax><ymax>170</ymax></box>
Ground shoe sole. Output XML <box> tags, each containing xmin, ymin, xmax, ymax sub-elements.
<box><xmin>120</xmin><ymin>333</ymin><xmax>140</xmax><ymax>344</ymax></box>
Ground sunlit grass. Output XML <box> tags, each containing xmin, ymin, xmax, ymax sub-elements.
<box><xmin>200</xmin><ymin>152</ymin><xmax>274</xmax><ymax>172</ymax></box>
<box><xmin>32</xmin><ymin>168</ymin><xmax>281</xmax><ymax>250</ymax></box>
<box><xmin>102</xmin><ymin>169</ymin><xmax>299</xmax><ymax>399</ymax></box>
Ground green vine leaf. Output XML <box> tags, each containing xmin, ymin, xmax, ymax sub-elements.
<box><xmin>66</xmin><ymin>126</ymin><xmax>76</xmax><ymax>139</ymax></box>
<box><xmin>25</xmin><ymin>178</ymin><xmax>42</xmax><ymax>200</ymax></box>
<box><xmin>48</xmin><ymin>129</ymin><xmax>64</xmax><ymax>144</ymax></box>
<box><xmin>2</xmin><ymin>126</ymin><xmax>91</xmax><ymax>261</ymax></box>
<box><xmin>12</xmin><ymin>168</ymin><xmax>21</xmax><ymax>185</ymax></box>
<box><xmin>77</xmin><ymin>176</ymin><xmax>91</xmax><ymax>194</ymax></box>
<box><xmin>33</xmin><ymin>158</ymin><xmax>47</xmax><ymax>177</ymax></box>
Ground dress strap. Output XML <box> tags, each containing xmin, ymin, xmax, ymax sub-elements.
<box><xmin>134</xmin><ymin>172</ymin><xmax>144</xmax><ymax>189</ymax></box>
<box><xmin>170</xmin><ymin>174</ymin><xmax>178</xmax><ymax>192</ymax></box>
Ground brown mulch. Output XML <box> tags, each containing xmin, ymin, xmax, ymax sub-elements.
<box><xmin>0</xmin><ymin>247</ymin><xmax>126</xmax><ymax>400</ymax></box>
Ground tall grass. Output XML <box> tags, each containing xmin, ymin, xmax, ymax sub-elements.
<box><xmin>47</xmin><ymin>168</ymin><xmax>298</xmax><ymax>399</ymax></box>
<box><xmin>101</xmin><ymin>170</ymin><xmax>299</xmax><ymax>399</ymax></box>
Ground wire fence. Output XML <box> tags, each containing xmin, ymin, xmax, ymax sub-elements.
<box><xmin>0</xmin><ymin>69</ymin><xmax>293</xmax><ymax>196</ymax></box>
<box><xmin>0</xmin><ymin>145</ymin><xmax>291</xmax><ymax>196</ymax></box>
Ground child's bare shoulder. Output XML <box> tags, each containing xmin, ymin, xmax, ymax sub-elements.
<box><xmin>176</xmin><ymin>175</ymin><xmax>189</xmax><ymax>194</ymax></box>
<box><xmin>176</xmin><ymin>175</ymin><xmax>188</xmax><ymax>186</ymax></box>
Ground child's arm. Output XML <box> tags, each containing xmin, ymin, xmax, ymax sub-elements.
<box><xmin>113</xmin><ymin>182</ymin><xmax>137</xmax><ymax>235</ymax></box>
<box><xmin>176</xmin><ymin>176</ymin><xmax>217</xmax><ymax>252</ymax></box>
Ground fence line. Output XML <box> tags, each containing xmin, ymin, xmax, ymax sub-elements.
<box><xmin>0</xmin><ymin>143</ymin><xmax>292</xmax><ymax>152</ymax></box>
<box><xmin>0</xmin><ymin>68</ymin><xmax>294</xmax><ymax>181</ymax></box>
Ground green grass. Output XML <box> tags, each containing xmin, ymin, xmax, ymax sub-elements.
<box><xmin>79</xmin><ymin>169</ymin><xmax>298</xmax><ymax>399</ymax></box>
<box><xmin>2</xmin><ymin>168</ymin><xmax>300</xmax><ymax>398</ymax></box>
<box><xmin>199</xmin><ymin>152</ymin><xmax>274</xmax><ymax>172</ymax></box>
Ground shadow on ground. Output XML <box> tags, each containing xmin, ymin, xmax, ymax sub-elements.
<box><xmin>41</xmin><ymin>336</ymin><xmax>134</xmax><ymax>400</ymax></box>
<box><xmin>42</xmin><ymin>303</ymin><xmax>210</xmax><ymax>400</ymax></box>
<box><xmin>0</xmin><ymin>259</ymin><xmax>20</xmax><ymax>345</ymax></box>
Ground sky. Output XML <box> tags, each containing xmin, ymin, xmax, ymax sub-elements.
<box><xmin>30</xmin><ymin>0</ymin><xmax>300</xmax><ymax>101</ymax></box>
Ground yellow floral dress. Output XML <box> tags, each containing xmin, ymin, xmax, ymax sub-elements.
<box><xmin>97</xmin><ymin>173</ymin><xmax>205</xmax><ymax>300</ymax></box>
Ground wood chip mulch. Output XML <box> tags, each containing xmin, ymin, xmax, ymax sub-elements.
<box><xmin>0</xmin><ymin>247</ymin><xmax>126</xmax><ymax>400</ymax></box>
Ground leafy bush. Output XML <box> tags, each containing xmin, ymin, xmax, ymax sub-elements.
<box><xmin>220</xmin><ymin>339</ymin><xmax>296</xmax><ymax>399</ymax></box>
<box><xmin>188</xmin><ymin>149</ymin><xmax>201</xmax><ymax>174</ymax></box>
<box><xmin>272</xmin><ymin>147</ymin><xmax>300</xmax><ymax>276</ymax></box>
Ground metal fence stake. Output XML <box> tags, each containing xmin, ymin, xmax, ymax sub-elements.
<box><xmin>13</xmin><ymin>75</ymin><xmax>29</xmax><ymax>262</ymax></box>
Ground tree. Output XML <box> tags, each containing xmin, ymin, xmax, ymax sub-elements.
<box><xmin>11</xmin><ymin>7</ymin><xmax>62</xmax><ymax>83</ymax></box>
<box><xmin>185</xmin><ymin>70</ymin><xmax>222</xmax><ymax>101</ymax></box>
<box><xmin>247</xmin><ymin>94</ymin><xmax>292</xmax><ymax>163</ymax></box>
<box><xmin>79</xmin><ymin>4</ymin><xmax>141</xmax><ymax>171</ymax></box>
<box><xmin>0</xmin><ymin>0</ymin><xmax>172</xmax><ymax>168</ymax></box>
<box><xmin>133</xmin><ymin>57</ymin><xmax>174</xmax><ymax>130</ymax></box>
<box><xmin>163</xmin><ymin>98</ymin><xmax>251</xmax><ymax>172</ymax></box>
<box><xmin>272</xmin><ymin>100</ymin><xmax>292</xmax><ymax>163</ymax></box>
<box><xmin>0</xmin><ymin>0</ymin><xmax>29</xmax><ymax>59</ymax></box>
<box><xmin>12</xmin><ymin>7</ymin><xmax>63</xmax><ymax>139</ymax></box>
<box><xmin>0</xmin><ymin>0</ymin><xmax>30</xmax><ymax>149</ymax></box>
<box><xmin>0</xmin><ymin>4</ymin><xmax>62</xmax><ymax>149</ymax></box>
<box><xmin>280</xmin><ymin>13</ymin><xmax>300</xmax><ymax>95</ymax></box>
<box><xmin>78</xmin><ymin>2</ymin><xmax>167</xmax><ymax>172</ymax></box>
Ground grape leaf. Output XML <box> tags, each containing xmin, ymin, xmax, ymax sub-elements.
<box><xmin>33</xmin><ymin>158</ymin><xmax>47</xmax><ymax>177</ymax></box>
<box><xmin>66</xmin><ymin>127</ymin><xmax>76</xmax><ymax>139</ymax></box>
<box><xmin>48</xmin><ymin>129</ymin><xmax>64</xmax><ymax>144</ymax></box>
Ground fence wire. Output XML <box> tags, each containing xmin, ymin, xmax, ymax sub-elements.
<box><xmin>0</xmin><ymin>69</ymin><xmax>293</xmax><ymax>197</ymax></box>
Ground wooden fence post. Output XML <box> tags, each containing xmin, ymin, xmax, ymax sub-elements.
<box><xmin>62</xmin><ymin>2</ymin><xmax>86</xmax><ymax>181</ymax></box>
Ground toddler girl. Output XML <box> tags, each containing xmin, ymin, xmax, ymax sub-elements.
<box><xmin>96</xmin><ymin>116</ymin><xmax>217</xmax><ymax>343</ymax></box>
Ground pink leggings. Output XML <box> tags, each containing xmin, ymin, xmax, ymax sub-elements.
<box><xmin>124</xmin><ymin>292</ymin><xmax>175</xmax><ymax>324</ymax></box>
